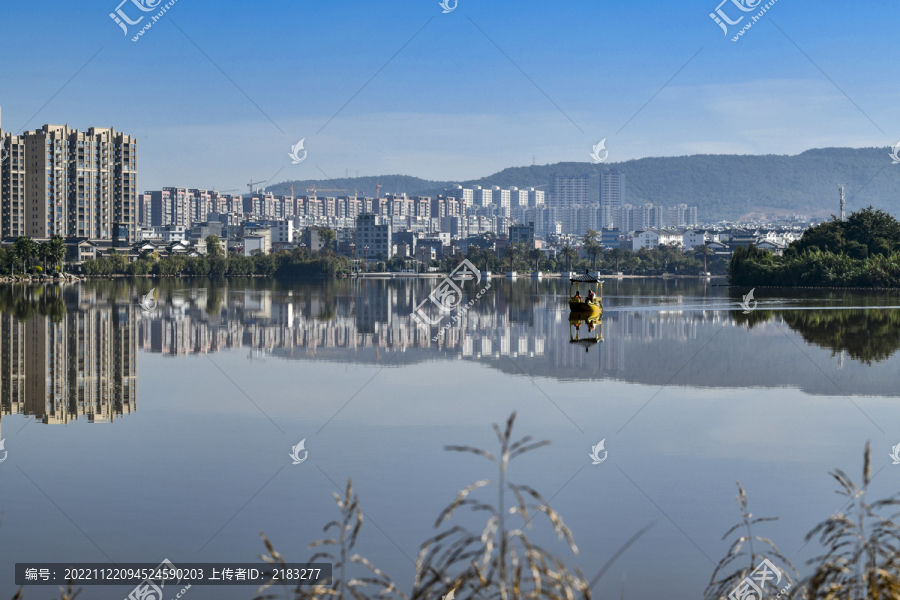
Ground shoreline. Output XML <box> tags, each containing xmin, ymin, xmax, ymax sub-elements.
<box><xmin>2</xmin><ymin>273</ymin><xmax>896</xmax><ymax>289</ymax></box>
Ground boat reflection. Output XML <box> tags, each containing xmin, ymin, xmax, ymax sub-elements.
<box><xmin>568</xmin><ymin>314</ymin><xmax>602</xmax><ymax>352</ymax></box>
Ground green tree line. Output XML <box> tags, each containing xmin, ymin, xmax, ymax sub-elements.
<box><xmin>729</xmin><ymin>207</ymin><xmax>900</xmax><ymax>287</ymax></box>
<box><xmin>82</xmin><ymin>245</ymin><xmax>349</xmax><ymax>278</ymax></box>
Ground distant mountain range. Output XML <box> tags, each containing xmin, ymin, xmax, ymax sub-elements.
<box><xmin>264</xmin><ymin>147</ymin><xmax>900</xmax><ymax>223</ymax></box>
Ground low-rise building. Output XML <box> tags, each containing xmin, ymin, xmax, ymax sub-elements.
<box><xmin>262</xmin><ymin>219</ymin><xmax>294</xmax><ymax>244</ymax></box>
<box><xmin>632</xmin><ymin>229</ymin><xmax>684</xmax><ymax>250</ymax></box>
<box><xmin>356</xmin><ymin>214</ymin><xmax>392</xmax><ymax>260</ymax></box>
<box><xmin>137</xmin><ymin>224</ymin><xmax>188</xmax><ymax>243</ymax></box>
<box><xmin>242</xmin><ymin>235</ymin><xmax>267</xmax><ymax>256</ymax></box>
<box><xmin>509</xmin><ymin>222</ymin><xmax>535</xmax><ymax>248</ymax></box>
<box><xmin>601</xmin><ymin>228</ymin><xmax>620</xmax><ymax>250</ymax></box>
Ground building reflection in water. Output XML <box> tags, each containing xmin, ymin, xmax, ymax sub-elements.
<box><xmin>130</xmin><ymin>283</ymin><xmax>719</xmax><ymax>382</ymax></box>
<box><xmin>0</xmin><ymin>291</ymin><xmax>137</xmax><ymax>433</ymax></box>
<box><xmin>2</xmin><ymin>278</ymin><xmax>895</xmax><ymax>436</ymax></box>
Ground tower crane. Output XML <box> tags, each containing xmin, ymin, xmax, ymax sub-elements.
<box><xmin>306</xmin><ymin>184</ymin><xmax>345</xmax><ymax>199</ymax></box>
<box><xmin>247</xmin><ymin>180</ymin><xmax>266</xmax><ymax>195</ymax></box>
<box><xmin>375</xmin><ymin>180</ymin><xmax>382</xmax><ymax>199</ymax></box>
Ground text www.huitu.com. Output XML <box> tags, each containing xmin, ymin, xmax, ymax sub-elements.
<box><xmin>131</xmin><ymin>0</ymin><xmax>179</xmax><ymax>42</ymax></box>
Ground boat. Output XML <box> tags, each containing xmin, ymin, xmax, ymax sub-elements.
<box><xmin>568</xmin><ymin>270</ymin><xmax>603</xmax><ymax>315</ymax></box>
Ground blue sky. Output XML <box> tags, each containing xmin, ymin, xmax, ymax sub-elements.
<box><xmin>0</xmin><ymin>0</ymin><xmax>896</xmax><ymax>192</ymax></box>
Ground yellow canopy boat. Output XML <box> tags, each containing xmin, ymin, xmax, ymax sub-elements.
<box><xmin>568</xmin><ymin>271</ymin><xmax>603</xmax><ymax>315</ymax></box>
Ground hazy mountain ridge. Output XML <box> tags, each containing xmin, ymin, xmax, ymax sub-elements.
<box><xmin>267</xmin><ymin>147</ymin><xmax>900</xmax><ymax>222</ymax></box>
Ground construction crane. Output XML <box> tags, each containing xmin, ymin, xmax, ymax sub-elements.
<box><xmin>215</xmin><ymin>188</ymin><xmax>239</xmax><ymax>193</ymax></box>
<box><xmin>247</xmin><ymin>180</ymin><xmax>266</xmax><ymax>195</ymax></box>
<box><xmin>284</xmin><ymin>183</ymin><xmax>296</xmax><ymax>197</ymax></box>
<box><xmin>306</xmin><ymin>184</ymin><xmax>345</xmax><ymax>199</ymax></box>
<box><xmin>375</xmin><ymin>180</ymin><xmax>382</xmax><ymax>199</ymax></box>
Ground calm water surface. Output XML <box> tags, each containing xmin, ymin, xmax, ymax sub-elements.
<box><xmin>1</xmin><ymin>277</ymin><xmax>899</xmax><ymax>600</ymax></box>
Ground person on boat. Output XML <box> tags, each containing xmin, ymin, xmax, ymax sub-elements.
<box><xmin>574</xmin><ymin>290</ymin><xmax>581</xmax><ymax>300</ymax></box>
<box><xmin>586</xmin><ymin>289</ymin><xmax>595</xmax><ymax>302</ymax></box>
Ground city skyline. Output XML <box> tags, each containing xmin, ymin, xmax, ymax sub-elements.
<box><xmin>0</xmin><ymin>0</ymin><xmax>895</xmax><ymax>193</ymax></box>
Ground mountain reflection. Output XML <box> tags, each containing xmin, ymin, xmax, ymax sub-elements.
<box><xmin>0</xmin><ymin>278</ymin><xmax>898</xmax><ymax>432</ymax></box>
<box><xmin>735</xmin><ymin>307</ymin><xmax>900</xmax><ymax>365</ymax></box>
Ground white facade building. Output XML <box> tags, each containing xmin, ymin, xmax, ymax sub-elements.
<box><xmin>528</xmin><ymin>188</ymin><xmax>545</xmax><ymax>207</ymax></box>
<box><xmin>137</xmin><ymin>224</ymin><xmax>187</xmax><ymax>243</ymax></box>
<box><xmin>491</xmin><ymin>186</ymin><xmax>511</xmax><ymax>214</ymax></box>
<box><xmin>449</xmin><ymin>185</ymin><xmax>474</xmax><ymax>208</ymax></box>
<box><xmin>473</xmin><ymin>186</ymin><xmax>493</xmax><ymax>207</ymax></box>
<box><xmin>632</xmin><ymin>229</ymin><xmax>684</xmax><ymax>250</ymax></box>
<box><xmin>509</xmin><ymin>187</ymin><xmax>529</xmax><ymax>208</ymax></box>
<box><xmin>263</xmin><ymin>219</ymin><xmax>294</xmax><ymax>244</ymax></box>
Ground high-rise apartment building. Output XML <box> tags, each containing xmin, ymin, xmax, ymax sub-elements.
<box><xmin>163</xmin><ymin>187</ymin><xmax>190</xmax><ymax>226</ymax></box>
<box><xmin>449</xmin><ymin>185</ymin><xmax>474</xmax><ymax>208</ymax></box>
<box><xmin>667</xmin><ymin>204</ymin><xmax>699</xmax><ymax>228</ymax></box>
<box><xmin>600</xmin><ymin>169</ymin><xmax>623</xmax><ymax>211</ymax></box>
<box><xmin>549</xmin><ymin>174</ymin><xmax>590</xmax><ymax>208</ymax></box>
<box><xmin>0</xmin><ymin>115</ymin><xmax>138</xmax><ymax>243</ymax></box>
<box><xmin>509</xmin><ymin>187</ymin><xmax>529</xmax><ymax>208</ymax></box>
<box><xmin>0</xmin><ymin>123</ymin><xmax>26</xmax><ymax>238</ymax></box>
<box><xmin>473</xmin><ymin>186</ymin><xmax>493</xmax><ymax>208</ymax></box>
<box><xmin>491</xmin><ymin>186</ymin><xmax>511</xmax><ymax>214</ymax></box>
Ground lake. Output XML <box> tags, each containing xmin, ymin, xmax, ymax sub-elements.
<box><xmin>1</xmin><ymin>277</ymin><xmax>898</xmax><ymax>600</ymax></box>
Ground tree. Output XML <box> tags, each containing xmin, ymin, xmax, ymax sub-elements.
<box><xmin>609</xmin><ymin>248</ymin><xmax>627</xmax><ymax>272</ymax></box>
<box><xmin>107</xmin><ymin>248</ymin><xmax>127</xmax><ymax>273</ymax></box>
<box><xmin>503</xmin><ymin>243</ymin><xmax>522</xmax><ymax>270</ymax></box>
<box><xmin>15</xmin><ymin>236</ymin><xmax>36</xmax><ymax>273</ymax></box>
<box><xmin>792</xmin><ymin>206</ymin><xmax>900</xmax><ymax>257</ymax></box>
<box><xmin>697</xmin><ymin>243</ymin><xmax>713</xmax><ymax>272</ymax></box>
<box><xmin>583</xmin><ymin>229</ymin><xmax>601</xmax><ymax>269</ymax></box>
<box><xmin>528</xmin><ymin>248</ymin><xmax>544</xmax><ymax>272</ymax></box>
<box><xmin>584</xmin><ymin>241</ymin><xmax>600</xmax><ymax>270</ymax></box>
<box><xmin>560</xmin><ymin>245</ymin><xmax>577</xmax><ymax>271</ymax></box>
<box><xmin>209</xmin><ymin>256</ymin><xmax>227</xmax><ymax>277</ymax></box>
<box><xmin>7</xmin><ymin>248</ymin><xmax>19</xmax><ymax>275</ymax></box>
<box><xmin>319</xmin><ymin>228</ymin><xmax>337</xmax><ymax>254</ymax></box>
<box><xmin>38</xmin><ymin>241</ymin><xmax>51</xmax><ymax>271</ymax></box>
<box><xmin>205</xmin><ymin>234</ymin><xmax>222</xmax><ymax>257</ymax></box>
<box><xmin>49</xmin><ymin>236</ymin><xmax>66</xmax><ymax>272</ymax></box>
<box><xmin>129</xmin><ymin>259</ymin><xmax>152</xmax><ymax>275</ymax></box>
